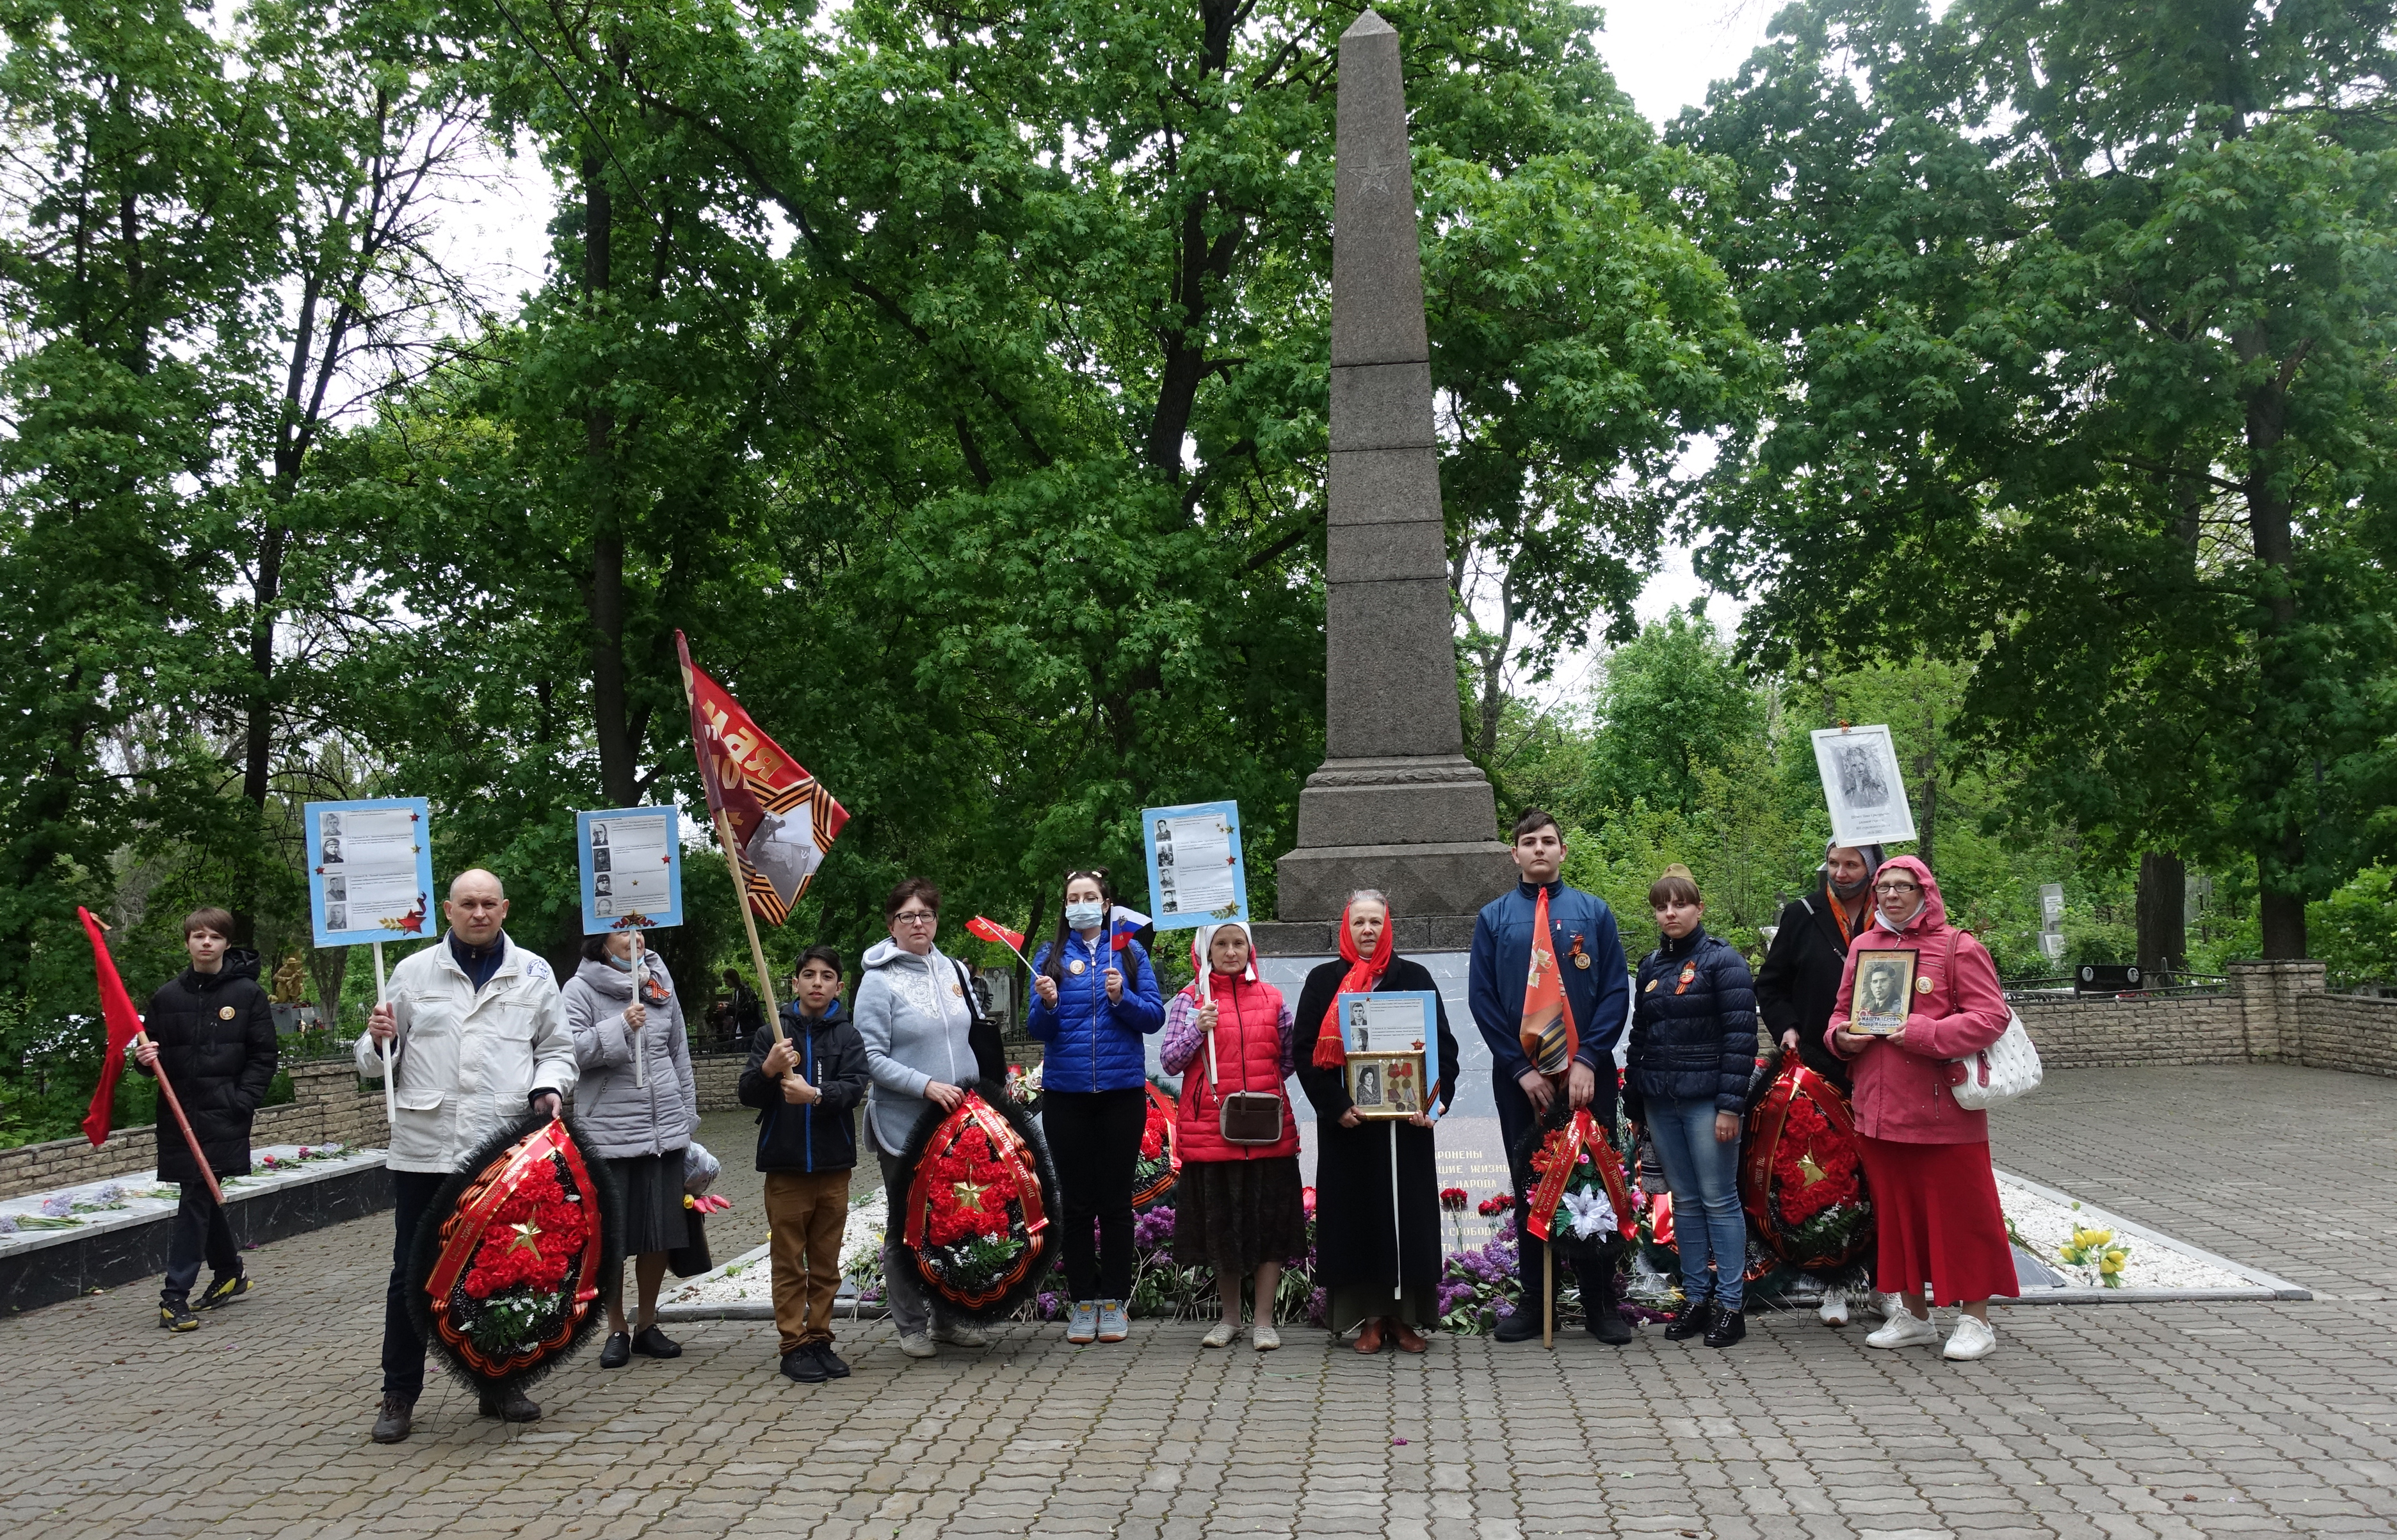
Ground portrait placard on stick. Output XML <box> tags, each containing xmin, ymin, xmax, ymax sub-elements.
<box><xmin>576</xmin><ymin>807</ymin><xmax>684</xmax><ymax>934</ymax></box>
<box><xmin>1810</xmin><ymin>725</ymin><xmax>1917</xmax><ymax>847</ymax></box>
<box><xmin>306</xmin><ymin>799</ymin><xmax>434</xmax><ymax>946</ymax></box>
<box><xmin>1140</xmin><ymin>800</ymin><xmax>1247</xmax><ymax>931</ymax></box>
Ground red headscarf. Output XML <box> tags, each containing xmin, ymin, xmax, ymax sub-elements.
<box><xmin>1311</xmin><ymin>899</ymin><xmax>1394</xmax><ymax>1070</ymax></box>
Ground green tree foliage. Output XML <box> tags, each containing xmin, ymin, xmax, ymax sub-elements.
<box><xmin>1676</xmin><ymin>0</ymin><xmax>2397</xmax><ymax>957</ymax></box>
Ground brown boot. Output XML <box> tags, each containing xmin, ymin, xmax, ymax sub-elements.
<box><xmin>1390</xmin><ymin>1320</ymin><xmax>1428</xmax><ymax>1354</ymax></box>
<box><xmin>370</xmin><ymin>1395</ymin><xmax>415</xmax><ymax>1444</ymax></box>
<box><xmin>1354</xmin><ymin>1317</ymin><xmax>1386</xmax><ymax>1354</ymax></box>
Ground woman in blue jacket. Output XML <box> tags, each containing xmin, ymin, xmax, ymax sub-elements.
<box><xmin>1624</xmin><ymin>864</ymin><xmax>1759</xmax><ymax>1349</ymax></box>
<box><xmin>1027</xmin><ymin>869</ymin><xmax>1166</xmax><ymax>1344</ymax></box>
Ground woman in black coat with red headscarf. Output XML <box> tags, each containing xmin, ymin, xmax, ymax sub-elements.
<box><xmin>1294</xmin><ymin>890</ymin><xmax>1459</xmax><ymax>1354</ymax></box>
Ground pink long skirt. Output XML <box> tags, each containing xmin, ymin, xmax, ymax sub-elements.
<box><xmin>1857</xmin><ymin>1135</ymin><xmax>2019</xmax><ymax>1304</ymax></box>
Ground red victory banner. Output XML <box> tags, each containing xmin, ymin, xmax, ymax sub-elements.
<box><xmin>676</xmin><ymin>632</ymin><xmax>848</xmax><ymax>927</ymax></box>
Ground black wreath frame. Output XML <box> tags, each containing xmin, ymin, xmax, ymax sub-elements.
<box><xmin>891</xmin><ymin>1077</ymin><xmax>1060</xmax><ymax>1323</ymax></box>
<box><xmin>405</xmin><ymin>1110</ymin><xmax>626</xmax><ymax>1396</ymax></box>
<box><xmin>1510</xmin><ymin>1103</ymin><xmax>1630</xmax><ymax>1268</ymax></box>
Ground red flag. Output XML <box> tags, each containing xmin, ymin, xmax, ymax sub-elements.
<box><xmin>78</xmin><ymin>907</ymin><xmax>147</xmax><ymax>1146</ymax></box>
<box><xmin>1519</xmin><ymin>886</ymin><xmax>1577</xmax><ymax>1077</ymax></box>
<box><xmin>677</xmin><ymin>632</ymin><xmax>848</xmax><ymax>924</ymax></box>
<box><xmin>966</xmin><ymin>915</ymin><xmax>1026</xmax><ymax>954</ymax></box>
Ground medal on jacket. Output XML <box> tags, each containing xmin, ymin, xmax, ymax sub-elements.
<box><xmin>218</xmin><ymin>1006</ymin><xmax>236</xmax><ymax>1020</ymax></box>
<box><xmin>1916</xmin><ymin>975</ymin><xmax>1935</xmax><ymax>994</ymax></box>
<box><xmin>1569</xmin><ymin>933</ymin><xmax>1591</xmax><ymax>970</ymax></box>
<box><xmin>1067</xmin><ymin>959</ymin><xmax>1085</xmax><ymax>976</ymax></box>
<box><xmin>1675</xmin><ymin>961</ymin><xmax>1697</xmax><ymax>997</ymax></box>
<box><xmin>1643</xmin><ymin>979</ymin><xmax>1658</xmax><ymax>993</ymax></box>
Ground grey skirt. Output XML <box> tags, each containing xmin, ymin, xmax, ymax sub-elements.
<box><xmin>604</xmin><ymin>1149</ymin><xmax>691</xmax><ymax>1256</ymax></box>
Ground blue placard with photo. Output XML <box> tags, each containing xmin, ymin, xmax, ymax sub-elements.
<box><xmin>306</xmin><ymin>798</ymin><xmax>436</xmax><ymax>947</ymax></box>
<box><xmin>1335</xmin><ymin>989</ymin><xmax>1453</xmax><ymax>1120</ymax></box>
<box><xmin>577</xmin><ymin>806</ymin><xmax>684</xmax><ymax>934</ymax></box>
<box><xmin>1140</xmin><ymin>799</ymin><xmax>1247</xmax><ymax>931</ymax></box>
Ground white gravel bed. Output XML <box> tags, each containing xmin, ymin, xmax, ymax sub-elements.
<box><xmin>0</xmin><ymin>1144</ymin><xmax>384</xmax><ymax>1253</ymax></box>
<box><xmin>662</xmin><ymin>1189</ymin><xmax>888</xmax><ymax>1307</ymax></box>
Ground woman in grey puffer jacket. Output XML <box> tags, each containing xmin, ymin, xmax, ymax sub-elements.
<box><xmin>853</xmin><ymin>876</ymin><xmax>987</xmax><ymax>1358</ymax></box>
<box><xmin>562</xmin><ymin>934</ymin><xmax>700</xmax><ymax>1367</ymax></box>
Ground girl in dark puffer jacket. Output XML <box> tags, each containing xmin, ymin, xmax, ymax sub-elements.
<box><xmin>1624</xmin><ymin>865</ymin><xmax>1758</xmax><ymax>1349</ymax></box>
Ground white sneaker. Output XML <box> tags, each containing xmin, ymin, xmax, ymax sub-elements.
<box><xmin>1874</xmin><ymin>1292</ymin><xmax>1903</xmax><ymax>1319</ymax></box>
<box><xmin>898</xmin><ymin>1331</ymin><xmax>937</xmax><ymax>1359</ymax></box>
<box><xmin>1818</xmin><ymin>1287</ymin><xmax>1850</xmax><ymax>1327</ymax></box>
<box><xmin>1865</xmin><ymin>1310</ymin><xmax>1942</xmax><ymax>1349</ymax></box>
<box><xmin>1065</xmin><ymin>1301</ymin><xmax>1098</xmax><ymax>1344</ymax></box>
<box><xmin>1201</xmin><ymin>1319</ymin><xmax>1237</xmax><ymax>1348</ymax></box>
<box><xmin>1943</xmin><ymin>1315</ymin><xmax>1997</xmax><ymax>1361</ymax></box>
<box><xmin>1097</xmin><ymin>1300</ymin><xmax>1129</xmax><ymax>1343</ymax></box>
<box><xmin>933</xmin><ymin>1321</ymin><xmax>989</xmax><ymax>1348</ymax></box>
<box><xmin>1252</xmin><ymin>1323</ymin><xmax>1280</xmax><ymax>1352</ymax></box>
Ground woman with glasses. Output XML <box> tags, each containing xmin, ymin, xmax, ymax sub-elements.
<box><xmin>1826</xmin><ymin>856</ymin><xmax>2019</xmax><ymax>1361</ymax></box>
<box><xmin>857</xmin><ymin>877</ymin><xmax>992</xmax><ymax>1360</ymax></box>
<box><xmin>1026</xmin><ymin>869</ymin><xmax>1166</xmax><ymax>1345</ymax></box>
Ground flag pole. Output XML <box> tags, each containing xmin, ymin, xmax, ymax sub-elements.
<box><xmin>631</xmin><ymin>931</ymin><xmax>649</xmax><ymax>1088</ymax></box>
<box><xmin>372</xmin><ymin>940</ymin><xmax>395</xmax><ymax>1133</ymax></box>
<box><xmin>134</xmin><ymin>1032</ymin><xmax>223</xmax><ymax>1207</ymax></box>
<box><xmin>1389</xmin><ymin>1120</ymin><xmax>1403</xmax><ymax>1301</ymax></box>
<box><xmin>713</xmin><ymin>807</ymin><xmax>784</xmax><ymax>1046</ymax></box>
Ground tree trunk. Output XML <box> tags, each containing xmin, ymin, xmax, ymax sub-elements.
<box><xmin>2240</xmin><ymin>328</ymin><xmax>2307</xmax><ymax>958</ymax></box>
<box><xmin>581</xmin><ymin>157</ymin><xmax>636</xmax><ymax>808</ymax></box>
<box><xmin>2135</xmin><ymin>851</ymin><xmax>2186</xmax><ymax>982</ymax></box>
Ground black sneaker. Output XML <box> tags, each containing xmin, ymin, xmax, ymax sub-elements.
<box><xmin>197</xmin><ymin>1272</ymin><xmax>254</xmax><ymax>1310</ymax></box>
<box><xmin>815</xmin><ymin>1342</ymin><xmax>851</xmax><ymax>1379</ymax></box>
<box><xmin>1663</xmin><ymin>1298</ymin><xmax>1716</xmax><ymax>1341</ymax></box>
<box><xmin>1703</xmin><ymin>1308</ymin><xmax>1747</xmax><ymax>1349</ymax></box>
<box><xmin>370</xmin><ymin>1394</ymin><xmax>416</xmax><ymax>1443</ymax></box>
<box><xmin>631</xmin><ymin>1325</ymin><xmax>682</xmax><ymax>1359</ymax></box>
<box><xmin>478</xmin><ymin>1387</ymin><xmax>542</xmax><ymax>1422</ymax></box>
<box><xmin>599</xmin><ymin>1332</ymin><xmax>631</xmax><ymax>1368</ymax></box>
<box><xmin>781</xmin><ymin>1345</ymin><xmax>828</xmax><ymax>1383</ymax></box>
<box><xmin>158</xmin><ymin>1297</ymin><xmax>198</xmax><ymax>1332</ymax></box>
<box><xmin>1494</xmin><ymin>1308</ymin><xmax>1543</xmax><ymax>1343</ymax></box>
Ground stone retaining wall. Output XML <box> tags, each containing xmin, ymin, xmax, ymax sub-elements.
<box><xmin>0</xmin><ymin>1059</ymin><xmax>385</xmax><ymax>1201</ymax></box>
<box><xmin>2014</xmin><ymin>960</ymin><xmax>2396</xmax><ymax>1079</ymax></box>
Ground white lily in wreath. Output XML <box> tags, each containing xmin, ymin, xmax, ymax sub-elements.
<box><xmin>1561</xmin><ymin>1187</ymin><xmax>1615</xmax><ymax>1239</ymax></box>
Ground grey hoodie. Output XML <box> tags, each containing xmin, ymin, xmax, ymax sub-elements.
<box><xmin>560</xmin><ymin>954</ymin><xmax>699</xmax><ymax>1160</ymax></box>
<box><xmin>854</xmin><ymin>938</ymin><xmax>975</xmax><ymax>1155</ymax></box>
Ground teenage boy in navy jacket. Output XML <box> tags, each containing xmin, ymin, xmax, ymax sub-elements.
<box><xmin>1468</xmin><ymin>809</ymin><xmax>1633</xmax><ymax>1343</ymax></box>
<box><xmin>739</xmin><ymin>947</ymin><xmax>868</xmax><ymax>1384</ymax></box>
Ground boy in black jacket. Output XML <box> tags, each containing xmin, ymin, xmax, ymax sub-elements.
<box><xmin>134</xmin><ymin>907</ymin><xmax>278</xmax><ymax>1329</ymax></box>
<box><xmin>738</xmin><ymin>947</ymin><xmax>869</xmax><ymax>1383</ymax></box>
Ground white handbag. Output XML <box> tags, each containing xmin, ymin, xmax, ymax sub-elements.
<box><xmin>1938</xmin><ymin>930</ymin><xmax>2042</xmax><ymax>1110</ymax></box>
<box><xmin>1952</xmin><ymin>1007</ymin><xmax>2043</xmax><ymax>1110</ymax></box>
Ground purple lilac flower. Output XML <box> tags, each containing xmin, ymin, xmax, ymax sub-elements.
<box><xmin>1305</xmin><ymin>1287</ymin><xmax>1329</xmax><ymax>1326</ymax></box>
<box><xmin>1036</xmin><ymin>1290</ymin><xmax>1062</xmax><ymax>1320</ymax></box>
<box><xmin>40</xmin><ymin>1194</ymin><xmax>73</xmax><ymax>1217</ymax></box>
<box><xmin>0</xmin><ymin>1214</ymin><xmax>18</xmax><ymax>1234</ymax></box>
<box><xmin>1133</xmin><ymin>1208</ymin><xmax>1175</xmax><ymax>1249</ymax></box>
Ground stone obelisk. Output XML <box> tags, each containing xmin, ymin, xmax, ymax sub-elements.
<box><xmin>1254</xmin><ymin>9</ymin><xmax>1515</xmax><ymax>956</ymax></box>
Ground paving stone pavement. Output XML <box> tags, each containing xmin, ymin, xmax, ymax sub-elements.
<box><xmin>1</xmin><ymin>1066</ymin><xmax>2392</xmax><ymax>1540</ymax></box>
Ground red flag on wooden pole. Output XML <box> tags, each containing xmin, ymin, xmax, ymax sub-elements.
<box><xmin>676</xmin><ymin>632</ymin><xmax>848</xmax><ymax>925</ymax></box>
<box><xmin>77</xmin><ymin>907</ymin><xmax>147</xmax><ymax>1146</ymax></box>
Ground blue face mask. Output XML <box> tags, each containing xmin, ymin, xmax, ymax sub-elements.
<box><xmin>1065</xmin><ymin>901</ymin><xmax>1106</xmax><ymax>931</ymax></box>
<box><xmin>605</xmin><ymin>951</ymin><xmax>634</xmax><ymax>972</ymax></box>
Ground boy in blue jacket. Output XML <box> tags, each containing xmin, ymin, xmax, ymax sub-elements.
<box><xmin>1468</xmin><ymin>810</ymin><xmax>1633</xmax><ymax>1343</ymax></box>
<box><xmin>739</xmin><ymin>947</ymin><xmax>868</xmax><ymax>1384</ymax></box>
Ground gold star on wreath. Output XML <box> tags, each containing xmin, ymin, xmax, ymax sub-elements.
<box><xmin>1795</xmin><ymin>1153</ymin><xmax>1829</xmax><ymax>1187</ymax></box>
<box><xmin>951</xmin><ymin>1180</ymin><xmax>989</xmax><ymax>1212</ymax></box>
<box><xmin>506</xmin><ymin>1218</ymin><xmax>544</xmax><ymax>1255</ymax></box>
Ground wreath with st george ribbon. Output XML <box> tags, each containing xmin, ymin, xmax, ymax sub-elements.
<box><xmin>406</xmin><ymin>1112</ymin><xmax>624</xmax><ymax>1395</ymax></box>
<box><xmin>1739</xmin><ymin>1055</ymin><xmax>1873</xmax><ymax>1271</ymax></box>
<box><xmin>892</xmin><ymin>1078</ymin><xmax>1060</xmax><ymax>1322</ymax></box>
<box><xmin>1512</xmin><ymin>1105</ymin><xmax>1636</xmax><ymax>1266</ymax></box>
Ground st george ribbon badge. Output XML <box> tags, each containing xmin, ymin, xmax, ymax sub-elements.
<box><xmin>407</xmin><ymin>1114</ymin><xmax>623</xmax><ymax>1395</ymax></box>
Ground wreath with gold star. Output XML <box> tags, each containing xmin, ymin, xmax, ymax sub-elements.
<box><xmin>407</xmin><ymin>1112</ymin><xmax>624</xmax><ymax>1394</ymax></box>
<box><xmin>894</xmin><ymin>1079</ymin><xmax>1058</xmax><ymax>1321</ymax></box>
<box><xmin>1739</xmin><ymin>1058</ymin><xmax>1871</xmax><ymax>1271</ymax></box>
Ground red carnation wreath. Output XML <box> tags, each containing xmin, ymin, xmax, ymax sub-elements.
<box><xmin>894</xmin><ymin>1081</ymin><xmax>1060</xmax><ymax>1320</ymax></box>
<box><xmin>1739</xmin><ymin>1061</ymin><xmax>1872</xmax><ymax>1270</ymax></box>
<box><xmin>1129</xmin><ymin>1082</ymin><xmax>1179</xmax><ymax>1209</ymax></box>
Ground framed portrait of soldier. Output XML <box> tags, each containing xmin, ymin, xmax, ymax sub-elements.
<box><xmin>1344</xmin><ymin>1049</ymin><xmax>1426</xmax><ymax>1119</ymax></box>
<box><xmin>1849</xmin><ymin>949</ymin><xmax>1917</xmax><ymax>1035</ymax></box>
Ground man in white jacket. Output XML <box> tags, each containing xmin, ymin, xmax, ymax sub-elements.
<box><xmin>355</xmin><ymin>869</ymin><xmax>577</xmax><ymax>1443</ymax></box>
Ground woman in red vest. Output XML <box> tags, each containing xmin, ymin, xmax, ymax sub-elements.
<box><xmin>1161</xmin><ymin>922</ymin><xmax>1303</xmax><ymax>1351</ymax></box>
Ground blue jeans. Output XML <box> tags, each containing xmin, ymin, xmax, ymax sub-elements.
<box><xmin>1645</xmin><ymin>1096</ymin><xmax>1746</xmax><ymax>1311</ymax></box>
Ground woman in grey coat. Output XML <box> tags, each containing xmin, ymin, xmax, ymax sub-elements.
<box><xmin>562</xmin><ymin>933</ymin><xmax>700</xmax><ymax>1367</ymax></box>
<box><xmin>853</xmin><ymin>876</ymin><xmax>989</xmax><ymax>1360</ymax></box>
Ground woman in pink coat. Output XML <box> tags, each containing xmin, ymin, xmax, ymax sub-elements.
<box><xmin>1826</xmin><ymin>856</ymin><xmax>2017</xmax><ymax>1361</ymax></box>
